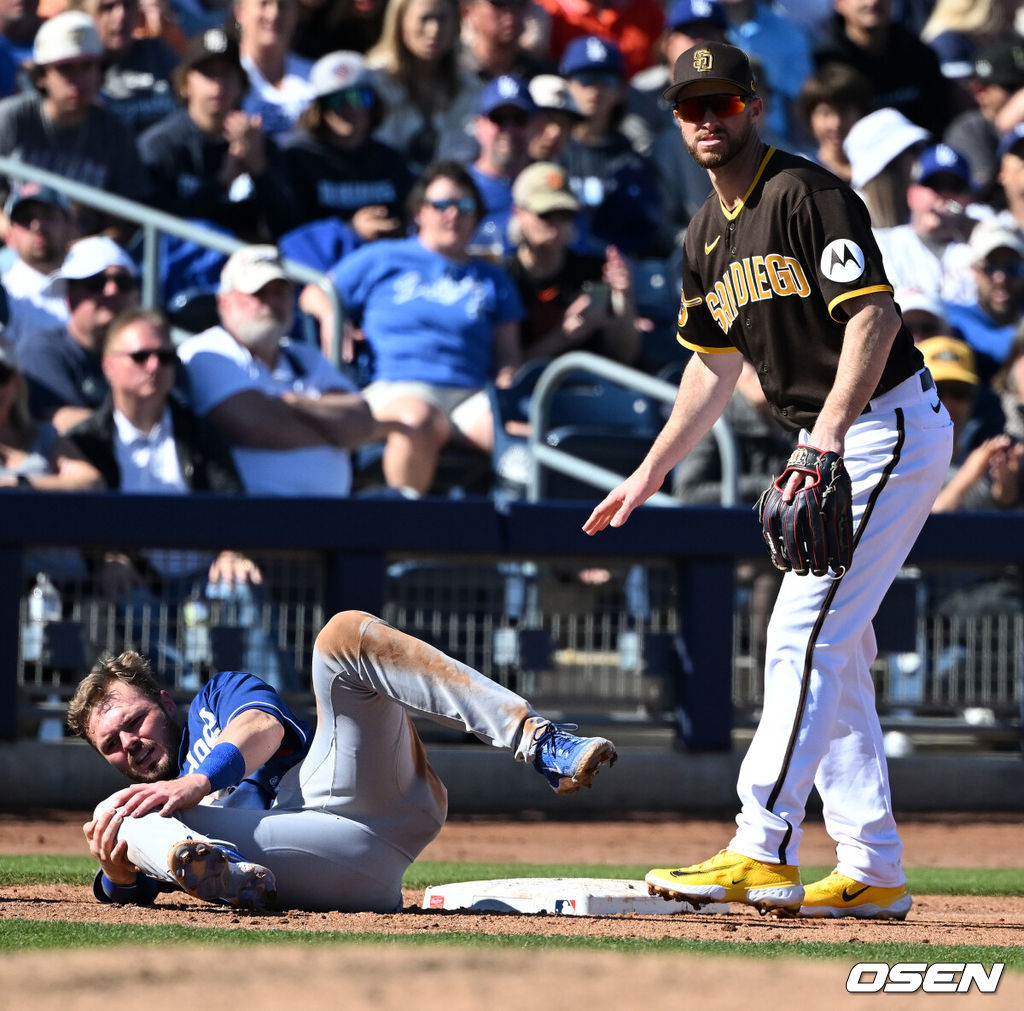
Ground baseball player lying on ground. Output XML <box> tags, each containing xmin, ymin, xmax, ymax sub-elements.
<box><xmin>68</xmin><ymin>610</ymin><xmax>617</xmax><ymax>911</ymax></box>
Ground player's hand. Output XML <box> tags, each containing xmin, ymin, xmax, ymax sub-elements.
<box><xmin>583</xmin><ymin>471</ymin><xmax>658</xmax><ymax>534</ymax></box>
<box><xmin>83</xmin><ymin>808</ymin><xmax>138</xmax><ymax>885</ymax></box>
<box><xmin>111</xmin><ymin>774</ymin><xmax>211</xmax><ymax>819</ymax></box>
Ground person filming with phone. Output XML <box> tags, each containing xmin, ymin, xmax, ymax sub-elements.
<box><xmin>505</xmin><ymin>161</ymin><xmax>642</xmax><ymax>366</ymax></box>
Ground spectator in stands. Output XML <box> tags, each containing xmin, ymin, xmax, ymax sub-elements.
<box><xmin>177</xmin><ymin>245</ymin><xmax>386</xmax><ymax>496</ymax></box>
<box><xmin>873</xmin><ymin>143</ymin><xmax>979</xmax><ymax>305</ymax></box>
<box><xmin>895</xmin><ymin>288</ymin><xmax>951</xmax><ymax>344</ymax></box>
<box><xmin>924</xmin><ymin>334</ymin><xmax>1020</xmax><ymax>512</ymax></box>
<box><xmin>534</xmin><ymin>0</ymin><xmax>665</xmax><ymax>81</ymax></box>
<box><xmin>366</xmin><ymin>0</ymin><xmax>482</xmax><ymax>173</ymax></box>
<box><xmin>945</xmin><ymin>218</ymin><xmax>1024</xmax><ymax>382</ymax></box>
<box><xmin>465</xmin><ymin>74</ymin><xmax>538</xmax><ymax>260</ymax></box>
<box><xmin>720</xmin><ymin>0</ymin><xmax>812</xmax><ymax>144</ymax></box>
<box><xmin>137</xmin><ymin>26</ymin><xmax>301</xmax><ymax>242</ymax></box>
<box><xmin>526</xmin><ymin>73</ymin><xmax>581</xmax><ymax>162</ymax></box>
<box><xmin>627</xmin><ymin>0</ymin><xmax>728</xmax><ymax>157</ymax></box>
<box><xmin>945</xmin><ymin>37</ymin><xmax>1024</xmax><ymax>198</ymax></box>
<box><xmin>460</xmin><ymin>0</ymin><xmax>553</xmax><ymax>83</ymax></box>
<box><xmin>994</xmin><ymin>123</ymin><xmax>1024</xmax><ymax>234</ymax></box>
<box><xmin>236</xmin><ymin>0</ymin><xmax>314</xmax><ymax>138</ymax></box>
<box><xmin>19</xmin><ymin>236</ymin><xmax>140</xmax><ymax>432</ymax></box>
<box><xmin>303</xmin><ymin>161</ymin><xmax>524</xmax><ymax>496</ymax></box>
<box><xmin>795</xmin><ymin>62</ymin><xmax>873</xmax><ymax>184</ymax></box>
<box><xmin>558</xmin><ymin>35</ymin><xmax>666</xmax><ymax>258</ymax></box>
<box><xmin>0</xmin><ymin>335</ymin><xmax>98</xmax><ymax>488</ymax></box>
<box><xmin>64</xmin><ymin>307</ymin><xmax>284</xmax><ymax>685</ymax></box>
<box><xmin>0</xmin><ymin>0</ymin><xmax>43</xmax><ymax>73</ymax></box>
<box><xmin>279</xmin><ymin>50</ymin><xmax>413</xmax><ymax>238</ymax></box>
<box><xmin>506</xmin><ymin>160</ymin><xmax>640</xmax><ymax>366</ymax></box>
<box><xmin>134</xmin><ymin>0</ymin><xmax>187</xmax><ymax>54</ymax></box>
<box><xmin>292</xmin><ymin>0</ymin><xmax>387</xmax><ymax>60</ymax></box>
<box><xmin>813</xmin><ymin>0</ymin><xmax>955</xmax><ymax>136</ymax></box>
<box><xmin>842</xmin><ymin>106</ymin><xmax>930</xmax><ymax>228</ymax></box>
<box><xmin>0</xmin><ymin>182</ymin><xmax>75</xmax><ymax>349</ymax></box>
<box><xmin>994</xmin><ymin>322</ymin><xmax>1024</xmax><ymax>442</ymax></box>
<box><xmin>73</xmin><ymin>0</ymin><xmax>180</xmax><ymax>136</ymax></box>
<box><xmin>0</xmin><ymin>10</ymin><xmax>149</xmax><ymax>236</ymax></box>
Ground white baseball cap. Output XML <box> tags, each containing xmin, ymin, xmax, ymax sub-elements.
<box><xmin>968</xmin><ymin>218</ymin><xmax>1024</xmax><ymax>261</ymax></box>
<box><xmin>528</xmin><ymin>74</ymin><xmax>583</xmax><ymax>119</ymax></box>
<box><xmin>219</xmin><ymin>245</ymin><xmax>290</xmax><ymax>295</ymax></box>
<box><xmin>32</xmin><ymin>11</ymin><xmax>104</xmax><ymax>67</ymax></box>
<box><xmin>45</xmin><ymin>235</ymin><xmax>138</xmax><ymax>297</ymax></box>
<box><xmin>843</xmin><ymin>108</ymin><xmax>931</xmax><ymax>189</ymax></box>
<box><xmin>309</xmin><ymin>50</ymin><xmax>373</xmax><ymax>99</ymax></box>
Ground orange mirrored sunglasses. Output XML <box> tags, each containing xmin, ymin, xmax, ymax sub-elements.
<box><xmin>676</xmin><ymin>93</ymin><xmax>750</xmax><ymax>123</ymax></box>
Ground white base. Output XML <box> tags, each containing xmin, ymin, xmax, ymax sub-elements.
<box><xmin>422</xmin><ymin>877</ymin><xmax>729</xmax><ymax>916</ymax></box>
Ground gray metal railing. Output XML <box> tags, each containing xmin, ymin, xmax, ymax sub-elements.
<box><xmin>0</xmin><ymin>155</ymin><xmax>345</xmax><ymax>361</ymax></box>
<box><xmin>527</xmin><ymin>351</ymin><xmax>739</xmax><ymax>505</ymax></box>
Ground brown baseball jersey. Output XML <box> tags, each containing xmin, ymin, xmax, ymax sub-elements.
<box><xmin>676</xmin><ymin>145</ymin><xmax>923</xmax><ymax>432</ymax></box>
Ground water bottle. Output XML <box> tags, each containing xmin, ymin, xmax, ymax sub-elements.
<box><xmin>183</xmin><ymin>590</ymin><xmax>211</xmax><ymax>666</ymax></box>
<box><xmin>22</xmin><ymin>572</ymin><xmax>61</xmax><ymax>663</ymax></box>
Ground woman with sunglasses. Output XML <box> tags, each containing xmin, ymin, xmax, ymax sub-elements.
<box><xmin>279</xmin><ymin>51</ymin><xmax>413</xmax><ymax>239</ymax></box>
<box><xmin>365</xmin><ymin>0</ymin><xmax>482</xmax><ymax>174</ymax></box>
<box><xmin>301</xmin><ymin>161</ymin><xmax>524</xmax><ymax>495</ymax></box>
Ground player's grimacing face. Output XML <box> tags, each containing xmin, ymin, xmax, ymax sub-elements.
<box><xmin>87</xmin><ymin>684</ymin><xmax>181</xmax><ymax>783</ymax></box>
<box><xmin>674</xmin><ymin>82</ymin><xmax>761</xmax><ymax>170</ymax></box>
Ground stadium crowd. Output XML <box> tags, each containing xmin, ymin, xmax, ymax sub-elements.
<box><xmin>3</xmin><ymin>0</ymin><xmax>1024</xmax><ymax>658</ymax></box>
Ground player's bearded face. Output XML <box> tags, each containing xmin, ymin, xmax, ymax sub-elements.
<box><xmin>683</xmin><ymin>108</ymin><xmax>759</xmax><ymax>169</ymax></box>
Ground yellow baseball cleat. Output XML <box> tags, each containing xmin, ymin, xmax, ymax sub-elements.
<box><xmin>799</xmin><ymin>870</ymin><xmax>912</xmax><ymax>919</ymax></box>
<box><xmin>646</xmin><ymin>848</ymin><xmax>804</xmax><ymax>915</ymax></box>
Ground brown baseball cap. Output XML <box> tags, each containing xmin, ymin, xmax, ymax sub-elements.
<box><xmin>663</xmin><ymin>42</ymin><xmax>757</xmax><ymax>105</ymax></box>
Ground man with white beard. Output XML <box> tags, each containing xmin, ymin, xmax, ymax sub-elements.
<box><xmin>177</xmin><ymin>245</ymin><xmax>388</xmax><ymax>496</ymax></box>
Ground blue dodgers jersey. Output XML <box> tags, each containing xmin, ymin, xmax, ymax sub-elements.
<box><xmin>329</xmin><ymin>236</ymin><xmax>524</xmax><ymax>387</ymax></box>
<box><xmin>179</xmin><ymin>671</ymin><xmax>313</xmax><ymax>808</ymax></box>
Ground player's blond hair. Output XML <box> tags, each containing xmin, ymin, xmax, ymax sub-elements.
<box><xmin>66</xmin><ymin>651</ymin><xmax>164</xmax><ymax>744</ymax></box>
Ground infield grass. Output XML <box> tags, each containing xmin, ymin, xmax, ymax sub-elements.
<box><xmin>3</xmin><ymin>855</ymin><xmax>1024</xmax><ymax>898</ymax></box>
<box><xmin>4</xmin><ymin>858</ymin><xmax>1022</xmax><ymax>968</ymax></box>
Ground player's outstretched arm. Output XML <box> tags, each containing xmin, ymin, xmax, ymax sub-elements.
<box><xmin>583</xmin><ymin>350</ymin><xmax>743</xmax><ymax>535</ymax></box>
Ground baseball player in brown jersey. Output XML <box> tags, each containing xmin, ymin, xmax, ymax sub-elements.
<box><xmin>584</xmin><ymin>42</ymin><xmax>953</xmax><ymax>919</ymax></box>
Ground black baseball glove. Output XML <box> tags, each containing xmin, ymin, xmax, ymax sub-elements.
<box><xmin>755</xmin><ymin>445</ymin><xmax>853</xmax><ymax>577</ymax></box>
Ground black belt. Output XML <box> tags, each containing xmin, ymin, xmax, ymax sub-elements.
<box><xmin>861</xmin><ymin>370</ymin><xmax>934</xmax><ymax>415</ymax></box>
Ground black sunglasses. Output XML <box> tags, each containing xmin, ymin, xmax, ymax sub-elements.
<box><xmin>323</xmin><ymin>86</ymin><xmax>376</xmax><ymax>113</ymax></box>
<box><xmin>72</xmin><ymin>272</ymin><xmax>139</xmax><ymax>294</ymax></box>
<box><xmin>112</xmin><ymin>348</ymin><xmax>178</xmax><ymax>366</ymax></box>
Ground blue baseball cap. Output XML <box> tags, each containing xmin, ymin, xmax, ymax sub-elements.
<box><xmin>478</xmin><ymin>74</ymin><xmax>536</xmax><ymax>117</ymax></box>
<box><xmin>559</xmin><ymin>35</ymin><xmax>625</xmax><ymax>79</ymax></box>
<box><xmin>911</xmin><ymin>144</ymin><xmax>972</xmax><ymax>190</ymax></box>
<box><xmin>997</xmin><ymin>123</ymin><xmax>1024</xmax><ymax>161</ymax></box>
<box><xmin>668</xmin><ymin>0</ymin><xmax>728</xmax><ymax>32</ymax></box>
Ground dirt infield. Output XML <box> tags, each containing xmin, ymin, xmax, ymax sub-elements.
<box><xmin>3</xmin><ymin>812</ymin><xmax>1023</xmax><ymax>1008</ymax></box>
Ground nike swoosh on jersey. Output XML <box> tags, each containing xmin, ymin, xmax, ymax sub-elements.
<box><xmin>841</xmin><ymin>885</ymin><xmax>871</xmax><ymax>902</ymax></box>
<box><xmin>931</xmin><ymin>401</ymin><xmax>941</xmax><ymax>413</ymax></box>
<box><xmin>704</xmin><ymin>236</ymin><xmax>721</xmax><ymax>255</ymax></box>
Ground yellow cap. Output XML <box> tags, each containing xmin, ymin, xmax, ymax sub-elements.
<box><xmin>919</xmin><ymin>335</ymin><xmax>979</xmax><ymax>385</ymax></box>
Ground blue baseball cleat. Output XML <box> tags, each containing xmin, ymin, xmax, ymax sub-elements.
<box><xmin>532</xmin><ymin>722</ymin><xmax>617</xmax><ymax>794</ymax></box>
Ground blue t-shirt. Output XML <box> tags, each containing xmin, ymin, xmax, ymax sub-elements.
<box><xmin>468</xmin><ymin>165</ymin><xmax>514</xmax><ymax>257</ymax></box>
<box><xmin>329</xmin><ymin>236</ymin><xmax>524</xmax><ymax>387</ymax></box>
<box><xmin>179</xmin><ymin>670</ymin><xmax>313</xmax><ymax>807</ymax></box>
<box><xmin>943</xmin><ymin>301</ymin><xmax>1017</xmax><ymax>380</ymax></box>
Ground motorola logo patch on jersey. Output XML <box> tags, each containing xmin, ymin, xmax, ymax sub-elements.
<box><xmin>820</xmin><ymin>240</ymin><xmax>865</xmax><ymax>283</ymax></box>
